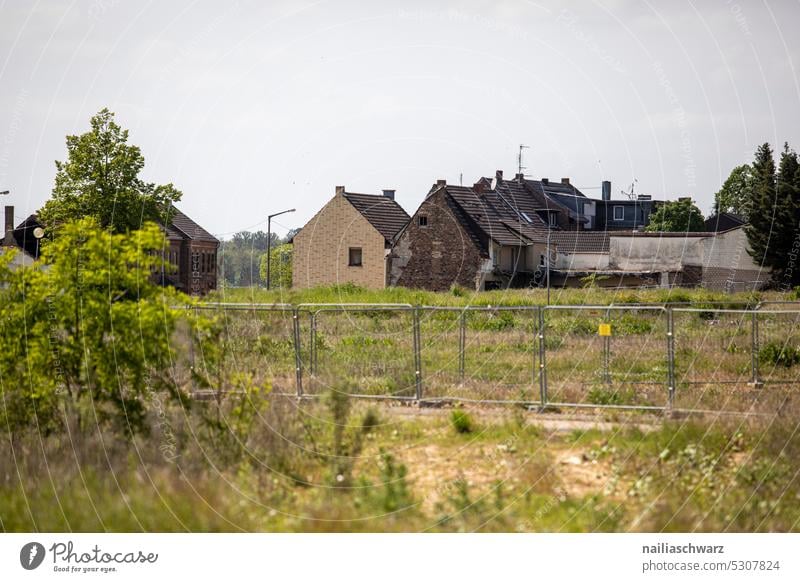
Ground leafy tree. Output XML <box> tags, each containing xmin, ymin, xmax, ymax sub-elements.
<box><xmin>37</xmin><ymin>108</ymin><xmax>182</xmax><ymax>234</ymax></box>
<box><xmin>0</xmin><ymin>218</ymin><xmax>193</xmax><ymax>437</ymax></box>
<box><xmin>713</xmin><ymin>164</ymin><xmax>754</xmax><ymax>219</ymax></box>
<box><xmin>644</xmin><ymin>198</ymin><xmax>705</xmax><ymax>232</ymax></box>
<box><xmin>259</xmin><ymin>243</ymin><xmax>293</xmax><ymax>289</ymax></box>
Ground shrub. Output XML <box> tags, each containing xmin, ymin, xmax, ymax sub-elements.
<box><xmin>450</xmin><ymin>409</ymin><xmax>474</xmax><ymax>434</ymax></box>
<box><xmin>587</xmin><ymin>386</ymin><xmax>637</xmax><ymax>406</ymax></box>
<box><xmin>759</xmin><ymin>341</ymin><xmax>800</xmax><ymax>368</ymax></box>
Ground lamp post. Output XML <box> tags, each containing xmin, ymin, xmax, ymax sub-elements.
<box><xmin>266</xmin><ymin>208</ymin><xmax>295</xmax><ymax>290</ymax></box>
<box><xmin>546</xmin><ymin>227</ymin><xmax>551</xmax><ymax>305</ymax></box>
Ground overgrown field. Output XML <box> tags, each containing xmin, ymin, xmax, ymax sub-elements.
<box><xmin>189</xmin><ymin>286</ymin><xmax>800</xmax><ymax>413</ymax></box>
<box><xmin>3</xmin><ymin>396</ymin><xmax>799</xmax><ymax>532</ymax></box>
<box><xmin>211</xmin><ymin>283</ymin><xmax>778</xmax><ymax>308</ymax></box>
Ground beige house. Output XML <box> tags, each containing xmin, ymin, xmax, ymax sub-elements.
<box><xmin>292</xmin><ymin>186</ymin><xmax>409</xmax><ymax>289</ymax></box>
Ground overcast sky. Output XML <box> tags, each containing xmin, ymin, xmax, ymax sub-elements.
<box><xmin>1</xmin><ymin>0</ymin><xmax>799</xmax><ymax>238</ymax></box>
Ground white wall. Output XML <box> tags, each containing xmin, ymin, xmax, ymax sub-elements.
<box><xmin>609</xmin><ymin>235</ymin><xmax>705</xmax><ymax>271</ymax></box>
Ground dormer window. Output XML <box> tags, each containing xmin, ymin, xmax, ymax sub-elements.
<box><xmin>613</xmin><ymin>206</ymin><xmax>624</xmax><ymax>221</ymax></box>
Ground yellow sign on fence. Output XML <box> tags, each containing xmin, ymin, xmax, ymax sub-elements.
<box><xmin>598</xmin><ymin>323</ymin><xmax>612</xmax><ymax>337</ymax></box>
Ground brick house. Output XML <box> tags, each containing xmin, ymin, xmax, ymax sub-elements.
<box><xmin>159</xmin><ymin>207</ymin><xmax>220</xmax><ymax>295</ymax></box>
<box><xmin>10</xmin><ymin>205</ymin><xmax>219</xmax><ymax>296</ymax></box>
<box><xmin>292</xmin><ymin>186</ymin><xmax>410</xmax><ymax>289</ymax></box>
<box><xmin>389</xmin><ymin>179</ymin><xmax>551</xmax><ymax>291</ymax></box>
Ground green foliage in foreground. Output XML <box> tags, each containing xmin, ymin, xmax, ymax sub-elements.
<box><xmin>2</xmin><ymin>402</ymin><xmax>799</xmax><ymax>532</ymax></box>
<box><xmin>0</xmin><ymin>218</ymin><xmax>193</xmax><ymax>437</ymax></box>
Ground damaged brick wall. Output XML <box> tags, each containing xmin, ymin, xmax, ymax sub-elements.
<box><xmin>390</xmin><ymin>189</ymin><xmax>486</xmax><ymax>291</ymax></box>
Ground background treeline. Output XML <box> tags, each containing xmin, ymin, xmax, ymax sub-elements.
<box><xmin>218</xmin><ymin>230</ymin><xmax>296</xmax><ymax>288</ymax></box>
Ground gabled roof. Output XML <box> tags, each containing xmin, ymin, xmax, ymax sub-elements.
<box><xmin>441</xmin><ymin>184</ymin><xmax>548</xmax><ymax>246</ymax></box>
<box><xmin>167</xmin><ymin>206</ymin><xmax>218</xmax><ymax>243</ymax></box>
<box><xmin>343</xmin><ymin>192</ymin><xmax>410</xmax><ymax>243</ymax></box>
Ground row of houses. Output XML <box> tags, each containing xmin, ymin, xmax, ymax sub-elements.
<box><xmin>292</xmin><ymin>172</ymin><xmax>766</xmax><ymax>293</ymax></box>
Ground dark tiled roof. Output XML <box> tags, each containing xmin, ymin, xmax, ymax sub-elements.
<box><xmin>612</xmin><ymin>231</ymin><xmax>713</xmax><ymax>238</ymax></box>
<box><xmin>13</xmin><ymin>214</ymin><xmax>43</xmax><ymax>258</ymax></box>
<box><xmin>705</xmin><ymin>213</ymin><xmax>745</xmax><ymax>232</ymax></box>
<box><xmin>343</xmin><ymin>192</ymin><xmax>410</xmax><ymax>243</ymax></box>
<box><xmin>549</xmin><ymin>231</ymin><xmax>612</xmax><ymax>253</ymax></box>
<box><xmin>168</xmin><ymin>206</ymin><xmax>219</xmax><ymax>243</ymax></box>
<box><xmin>444</xmin><ymin>185</ymin><xmax>547</xmax><ymax>246</ymax></box>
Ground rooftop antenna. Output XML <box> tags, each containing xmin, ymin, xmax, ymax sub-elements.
<box><xmin>621</xmin><ymin>179</ymin><xmax>638</xmax><ymax>200</ymax></box>
<box><xmin>459</xmin><ymin>172</ymin><xmax>463</xmax><ymax>186</ymax></box>
<box><xmin>518</xmin><ymin>144</ymin><xmax>529</xmax><ymax>176</ymax></box>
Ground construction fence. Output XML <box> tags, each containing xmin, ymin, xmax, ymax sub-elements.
<box><xmin>184</xmin><ymin>302</ymin><xmax>800</xmax><ymax>415</ymax></box>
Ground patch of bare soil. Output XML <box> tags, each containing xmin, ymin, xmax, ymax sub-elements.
<box><xmin>554</xmin><ymin>449</ymin><xmax>625</xmax><ymax>500</ymax></box>
<box><xmin>400</xmin><ymin>440</ymin><xmax>528</xmax><ymax>512</ymax></box>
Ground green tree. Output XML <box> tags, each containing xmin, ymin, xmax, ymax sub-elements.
<box><xmin>771</xmin><ymin>144</ymin><xmax>800</xmax><ymax>286</ymax></box>
<box><xmin>0</xmin><ymin>218</ymin><xmax>193</xmax><ymax>437</ymax></box>
<box><xmin>644</xmin><ymin>198</ymin><xmax>705</xmax><ymax>232</ymax></box>
<box><xmin>259</xmin><ymin>243</ymin><xmax>293</xmax><ymax>289</ymax></box>
<box><xmin>38</xmin><ymin>108</ymin><xmax>182</xmax><ymax>234</ymax></box>
<box><xmin>713</xmin><ymin>164</ymin><xmax>754</xmax><ymax>219</ymax></box>
<box><xmin>743</xmin><ymin>141</ymin><xmax>800</xmax><ymax>287</ymax></box>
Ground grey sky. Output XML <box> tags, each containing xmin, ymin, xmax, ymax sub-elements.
<box><xmin>1</xmin><ymin>0</ymin><xmax>798</xmax><ymax>238</ymax></box>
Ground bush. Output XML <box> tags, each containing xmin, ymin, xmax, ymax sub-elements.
<box><xmin>450</xmin><ymin>409</ymin><xmax>474</xmax><ymax>434</ymax></box>
<box><xmin>587</xmin><ymin>386</ymin><xmax>637</xmax><ymax>406</ymax></box>
<box><xmin>759</xmin><ymin>341</ymin><xmax>800</xmax><ymax>368</ymax></box>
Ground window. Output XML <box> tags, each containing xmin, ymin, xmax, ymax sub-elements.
<box><xmin>348</xmin><ymin>247</ymin><xmax>363</xmax><ymax>267</ymax></box>
<box><xmin>549</xmin><ymin>212</ymin><xmax>558</xmax><ymax>226</ymax></box>
<box><xmin>418</xmin><ymin>215</ymin><xmax>428</xmax><ymax>227</ymax></box>
<box><xmin>613</xmin><ymin>205</ymin><xmax>625</xmax><ymax>221</ymax></box>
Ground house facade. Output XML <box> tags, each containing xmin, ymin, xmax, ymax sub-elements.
<box><xmin>292</xmin><ymin>186</ymin><xmax>409</xmax><ymax>289</ymax></box>
<box><xmin>9</xmin><ymin>205</ymin><xmax>219</xmax><ymax>296</ymax></box>
<box><xmin>390</xmin><ymin>179</ymin><xmax>550</xmax><ymax>291</ymax></box>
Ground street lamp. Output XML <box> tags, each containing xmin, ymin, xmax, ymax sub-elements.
<box><xmin>266</xmin><ymin>208</ymin><xmax>295</xmax><ymax>290</ymax></box>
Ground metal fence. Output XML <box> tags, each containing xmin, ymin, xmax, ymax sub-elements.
<box><xmin>186</xmin><ymin>302</ymin><xmax>800</xmax><ymax>415</ymax></box>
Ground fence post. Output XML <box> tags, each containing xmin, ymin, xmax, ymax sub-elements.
<box><xmin>309</xmin><ymin>312</ymin><xmax>317</xmax><ymax>376</ymax></box>
<box><xmin>292</xmin><ymin>308</ymin><xmax>303</xmax><ymax>397</ymax></box>
<box><xmin>458</xmin><ymin>310</ymin><xmax>466</xmax><ymax>383</ymax></box>
<box><xmin>751</xmin><ymin>311</ymin><xmax>762</xmax><ymax>388</ymax></box>
<box><xmin>412</xmin><ymin>307</ymin><xmax>423</xmax><ymax>400</ymax></box>
<box><xmin>666</xmin><ymin>307</ymin><xmax>675</xmax><ymax>412</ymax></box>
<box><xmin>538</xmin><ymin>306</ymin><xmax>548</xmax><ymax>410</ymax></box>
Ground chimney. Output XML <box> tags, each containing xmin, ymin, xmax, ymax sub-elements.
<box><xmin>637</xmin><ymin>194</ymin><xmax>651</xmax><ymax>201</ymax></box>
<box><xmin>382</xmin><ymin>189</ymin><xmax>395</xmax><ymax>200</ymax></box>
<box><xmin>515</xmin><ymin>173</ymin><xmax>525</xmax><ymax>182</ymax></box>
<box><xmin>436</xmin><ymin>179</ymin><xmax>446</xmax><ymax>187</ymax></box>
<box><xmin>561</xmin><ymin>178</ymin><xmax>570</xmax><ymax>185</ymax></box>
<box><xmin>678</xmin><ymin>196</ymin><xmax>691</xmax><ymax>203</ymax></box>
<box><xmin>495</xmin><ymin>170</ymin><xmax>503</xmax><ymax>182</ymax></box>
<box><xmin>473</xmin><ymin>181</ymin><xmax>486</xmax><ymax>195</ymax></box>
<box><xmin>4</xmin><ymin>206</ymin><xmax>14</xmax><ymax>246</ymax></box>
<box><xmin>601</xmin><ymin>180</ymin><xmax>611</xmax><ymax>201</ymax></box>
<box><xmin>541</xmin><ymin>178</ymin><xmax>549</xmax><ymax>185</ymax></box>
<box><xmin>335</xmin><ymin>185</ymin><xmax>345</xmax><ymax>195</ymax></box>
